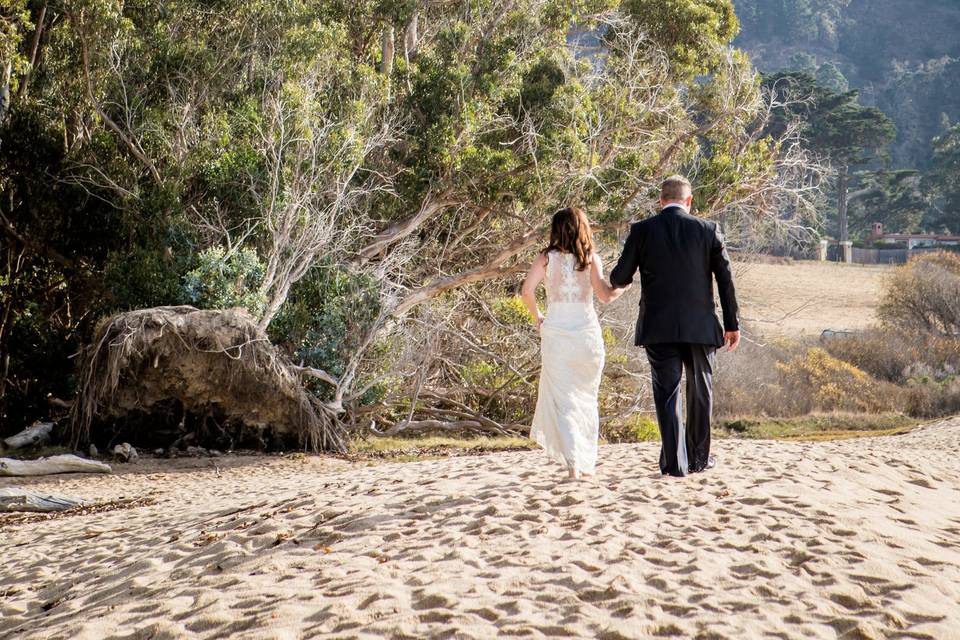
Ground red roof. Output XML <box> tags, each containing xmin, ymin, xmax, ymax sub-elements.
<box><xmin>878</xmin><ymin>233</ymin><xmax>960</xmax><ymax>242</ymax></box>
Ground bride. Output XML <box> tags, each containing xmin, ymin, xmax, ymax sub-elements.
<box><xmin>521</xmin><ymin>207</ymin><xmax>629</xmax><ymax>481</ymax></box>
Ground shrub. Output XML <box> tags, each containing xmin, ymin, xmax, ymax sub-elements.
<box><xmin>774</xmin><ymin>348</ymin><xmax>901</xmax><ymax>414</ymax></box>
<box><xmin>491</xmin><ymin>296</ymin><xmax>533</xmax><ymax>326</ymax></box>
<box><xmin>878</xmin><ymin>251</ymin><xmax>960</xmax><ymax>336</ymax></box>
<box><xmin>823</xmin><ymin>329</ymin><xmax>960</xmax><ymax>384</ymax></box>
<box><xmin>602</xmin><ymin>414</ymin><xmax>660</xmax><ymax>443</ymax></box>
<box><xmin>713</xmin><ymin>334</ymin><xmax>807</xmax><ymax>417</ymax></box>
<box><xmin>182</xmin><ymin>246</ymin><xmax>266</xmax><ymax>315</ymax></box>
<box><xmin>461</xmin><ymin>359</ymin><xmax>501</xmax><ymax>387</ymax></box>
<box><xmin>269</xmin><ymin>262</ymin><xmax>383</xmax><ymax>399</ymax></box>
<box><xmin>903</xmin><ymin>376</ymin><xmax>960</xmax><ymax>418</ymax></box>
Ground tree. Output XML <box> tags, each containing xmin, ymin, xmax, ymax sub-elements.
<box><xmin>926</xmin><ymin>124</ymin><xmax>960</xmax><ymax>233</ymax></box>
<box><xmin>621</xmin><ymin>0</ymin><xmax>739</xmax><ymax>78</ymax></box>
<box><xmin>0</xmin><ymin>0</ymin><xmax>825</xmax><ymax>439</ymax></box>
<box><xmin>815</xmin><ymin>101</ymin><xmax>897</xmax><ymax>242</ymax></box>
<box><xmin>765</xmin><ymin>71</ymin><xmax>896</xmax><ymax>241</ymax></box>
<box><xmin>847</xmin><ymin>170</ymin><xmax>928</xmax><ymax>236</ymax></box>
<box><xmin>787</xmin><ymin>52</ymin><xmax>818</xmax><ymax>75</ymax></box>
<box><xmin>815</xmin><ymin>61</ymin><xmax>847</xmax><ymax>93</ymax></box>
<box><xmin>0</xmin><ymin>0</ymin><xmax>32</xmax><ymax>121</ymax></box>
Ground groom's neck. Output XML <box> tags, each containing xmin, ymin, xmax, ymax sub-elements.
<box><xmin>660</xmin><ymin>201</ymin><xmax>689</xmax><ymax>212</ymax></box>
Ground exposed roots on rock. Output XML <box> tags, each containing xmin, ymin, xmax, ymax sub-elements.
<box><xmin>69</xmin><ymin>306</ymin><xmax>345</xmax><ymax>453</ymax></box>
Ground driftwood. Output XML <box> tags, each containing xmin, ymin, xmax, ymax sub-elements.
<box><xmin>0</xmin><ymin>454</ymin><xmax>112</xmax><ymax>477</ymax></box>
<box><xmin>3</xmin><ymin>422</ymin><xmax>54</xmax><ymax>450</ymax></box>
<box><xmin>0</xmin><ymin>488</ymin><xmax>87</xmax><ymax>513</ymax></box>
<box><xmin>112</xmin><ymin>442</ymin><xmax>138</xmax><ymax>462</ymax></box>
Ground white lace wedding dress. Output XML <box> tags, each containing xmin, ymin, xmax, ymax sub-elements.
<box><xmin>530</xmin><ymin>251</ymin><xmax>605</xmax><ymax>474</ymax></box>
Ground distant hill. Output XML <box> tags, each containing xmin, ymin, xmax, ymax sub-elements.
<box><xmin>732</xmin><ymin>0</ymin><xmax>960</xmax><ymax>170</ymax></box>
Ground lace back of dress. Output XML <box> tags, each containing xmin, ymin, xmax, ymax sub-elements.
<box><xmin>545</xmin><ymin>251</ymin><xmax>593</xmax><ymax>305</ymax></box>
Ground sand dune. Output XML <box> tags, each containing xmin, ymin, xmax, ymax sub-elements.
<box><xmin>3</xmin><ymin>420</ymin><xmax>960</xmax><ymax>639</ymax></box>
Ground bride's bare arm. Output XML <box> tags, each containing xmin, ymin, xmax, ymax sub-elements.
<box><xmin>591</xmin><ymin>253</ymin><xmax>630</xmax><ymax>304</ymax></box>
<box><xmin>521</xmin><ymin>252</ymin><xmax>548</xmax><ymax>328</ymax></box>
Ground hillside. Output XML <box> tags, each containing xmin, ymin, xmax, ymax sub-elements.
<box><xmin>733</xmin><ymin>0</ymin><xmax>960</xmax><ymax>170</ymax></box>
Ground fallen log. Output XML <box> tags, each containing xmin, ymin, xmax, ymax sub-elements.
<box><xmin>0</xmin><ymin>488</ymin><xmax>88</xmax><ymax>513</ymax></box>
<box><xmin>0</xmin><ymin>454</ymin><xmax>112</xmax><ymax>477</ymax></box>
<box><xmin>3</xmin><ymin>422</ymin><xmax>54</xmax><ymax>450</ymax></box>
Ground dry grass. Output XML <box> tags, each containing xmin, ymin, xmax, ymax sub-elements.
<box><xmin>349</xmin><ymin>435</ymin><xmax>536</xmax><ymax>461</ymax></box>
<box><xmin>347</xmin><ymin>411</ymin><xmax>923</xmax><ymax>457</ymax></box>
<box><xmin>600</xmin><ymin>258</ymin><xmax>892</xmax><ymax>341</ymax></box>
<box><xmin>733</xmin><ymin>260</ymin><xmax>892</xmax><ymax>337</ymax></box>
<box><xmin>716</xmin><ymin>412</ymin><xmax>919</xmax><ymax>441</ymax></box>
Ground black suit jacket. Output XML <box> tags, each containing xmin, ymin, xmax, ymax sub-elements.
<box><xmin>609</xmin><ymin>205</ymin><xmax>739</xmax><ymax>348</ymax></box>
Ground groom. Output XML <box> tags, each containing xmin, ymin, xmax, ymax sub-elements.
<box><xmin>609</xmin><ymin>175</ymin><xmax>740</xmax><ymax>477</ymax></box>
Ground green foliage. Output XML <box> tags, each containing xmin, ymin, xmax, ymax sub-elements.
<box><xmin>764</xmin><ymin>71</ymin><xmax>896</xmax><ymax>238</ymax></box>
<box><xmin>0</xmin><ymin>97</ymin><xmax>197</xmax><ymax>427</ymax></box>
<box><xmin>805</xmin><ymin>96</ymin><xmax>896</xmax><ymax>168</ymax></box>
<box><xmin>492</xmin><ymin>296</ymin><xmax>534</xmax><ymax>326</ymax></box>
<box><xmin>622</xmin><ymin>0</ymin><xmax>739</xmax><ymax>78</ymax></box>
<box><xmin>926</xmin><ymin>124</ymin><xmax>960</xmax><ymax>231</ymax></box>
<box><xmin>269</xmin><ymin>263</ymin><xmax>383</xmax><ymax>397</ymax></box>
<box><xmin>815</xmin><ymin>61</ymin><xmax>847</xmax><ymax>93</ymax></box>
<box><xmin>182</xmin><ymin>247</ymin><xmax>266</xmax><ymax>315</ymax></box>
<box><xmin>0</xmin><ymin>1</ymin><xmax>32</xmax><ymax>80</ymax></box>
<box><xmin>602</xmin><ymin>414</ymin><xmax>660</xmax><ymax>443</ymax></box>
<box><xmin>786</xmin><ymin>52</ymin><xmax>818</xmax><ymax>75</ymax></box>
<box><xmin>733</xmin><ymin>0</ymin><xmax>849</xmax><ymax>48</ymax></box>
<box><xmin>875</xmin><ymin>57</ymin><xmax>960</xmax><ymax>171</ymax></box>
<box><xmin>461</xmin><ymin>360</ymin><xmax>501</xmax><ymax>388</ymax></box>
<box><xmin>695</xmin><ymin>135</ymin><xmax>776</xmax><ymax>213</ymax></box>
<box><xmin>718</xmin><ymin>413</ymin><xmax>916</xmax><ymax>440</ymax></box>
<box><xmin>734</xmin><ymin>0</ymin><xmax>960</xmax><ymax>234</ymax></box>
<box><xmin>0</xmin><ymin>0</ymin><xmax>793</xmax><ymax>436</ymax></box>
<box><xmin>349</xmin><ymin>434</ymin><xmax>537</xmax><ymax>459</ymax></box>
<box><xmin>847</xmin><ymin>170</ymin><xmax>928</xmax><ymax>236</ymax></box>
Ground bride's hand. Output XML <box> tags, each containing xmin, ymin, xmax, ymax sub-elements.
<box><xmin>535</xmin><ymin>312</ymin><xmax>545</xmax><ymax>331</ymax></box>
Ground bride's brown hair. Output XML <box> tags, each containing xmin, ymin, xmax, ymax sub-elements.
<box><xmin>545</xmin><ymin>207</ymin><xmax>594</xmax><ymax>271</ymax></box>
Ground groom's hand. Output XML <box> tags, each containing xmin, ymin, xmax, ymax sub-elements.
<box><xmin>723</xmin><ymin>330</ymin><xmax>740</xmax><ymax>352</ymax></box>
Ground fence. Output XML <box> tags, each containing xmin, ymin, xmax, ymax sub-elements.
<box><xmin>830</xmin><ymin>245</ymin><xmax>957</xmax><ymax>265</ymax></box>
<box><xmin>850</xmin><ymin>247</ymin><xmax>909</xmax><ymax>264</ymax></box>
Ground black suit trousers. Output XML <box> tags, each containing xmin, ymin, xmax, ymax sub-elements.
<box><xmin>644</xmin><ymin>343</ymin><xmax>716</xmax><ymax>477</ymax></box>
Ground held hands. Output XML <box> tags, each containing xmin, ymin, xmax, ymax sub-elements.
<box><xmin>723</xmin><ymin>330</ymin><xmax>741</xmax><ymax>352</ymax></box>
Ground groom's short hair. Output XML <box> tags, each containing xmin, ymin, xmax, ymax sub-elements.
<box><xmin>661</xmin><ymin>175</ymin><xmax>692</xmax><ymax>201</ymax></box>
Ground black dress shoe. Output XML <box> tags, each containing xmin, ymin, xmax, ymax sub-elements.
<box><xmin>691</xmin><ymin>455</ymin><xmax>717</xmax><ymax>473</ymax></box>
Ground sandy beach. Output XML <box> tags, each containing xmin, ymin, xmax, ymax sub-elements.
<box><xmin>3</xmin><ymin>419</ymin><xmax>960</xmax><ymax>639</ymax></box>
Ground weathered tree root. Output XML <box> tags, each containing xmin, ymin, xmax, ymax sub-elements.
<box><xmin>69</xmin><ymin>306</ymin><xmax>345</xmax><ymax>453</ymax></box>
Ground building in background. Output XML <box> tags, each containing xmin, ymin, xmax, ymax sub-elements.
<box><xmin>869</xmin><ymin>223</ymin><xmax>960</xmax><ymax>250</ymax></box>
